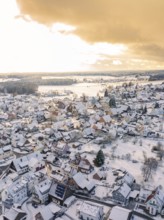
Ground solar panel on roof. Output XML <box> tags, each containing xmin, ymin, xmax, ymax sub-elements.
<box><xmin>58</xmin><ymin>184</ymin><xmax>65</xmax><ymax>188</ymax></box>
<box><xmin>55</xmin><ymin>184</ymin><xmax>65</xmax><ymax>198</ymax></box>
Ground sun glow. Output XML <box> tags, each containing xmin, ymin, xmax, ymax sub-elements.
<box><xmin>0</xmin><ymin>0</ymin><xmax>127</xmax><ymax>73</ymax></box>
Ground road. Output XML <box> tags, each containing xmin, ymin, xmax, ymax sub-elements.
<box><xmin>21</xmin><ymin>198</ymin><xmax>33</xmax><ymax>220</ymax></box>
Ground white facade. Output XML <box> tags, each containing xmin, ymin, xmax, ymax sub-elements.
<box><xmin>2</xmin><ymin>181</ymin><xmax>28</xmax><ymax>205</ymax></box>
<box><xmin>79</xmin><ymin>202</ymin><xmax>103</xmax><ymax>220</ymax></box>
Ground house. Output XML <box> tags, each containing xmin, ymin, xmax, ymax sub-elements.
<box><xmin>28</xmin><ymin>157</ymin><xmax>45</xmax><ymax>172</ymax></box>
<box><xmin>34</xmin><ymin>203</ymin><xmax>61</xmax><ymax>220</ymax></box>
<box><xmin>138</xmin><ymin>185</ymin><xmax>154</xmax><ymax>203</ymax></box>
<box><xmin>108</xmin><ymin>206</ymin><xmax>132</xmax><ymax>220</ymax></box>
<box><xmin>36</xmin><ymin>111</ymin><xmax>45</xmax><ymax>122</ymax></box>
<box><xmin>112</xmin><ymin>183</ymin><xmax>131</xmax><ymax>205</ymax></box>
<box><xmin>0</xmin><ymin>176</ymin><xmax>13</xmax><ymax>200</ymax></box>
<box><xmin>83</xmin><ymin>127</ymin><xmax>94</xmax><ymax>139</ymax></box>
<box><xmin>78</xmin><ymin>158</ymin><xmax>94</xmax><ymax>174</ymax></box>
<box><xmin>116</xmin><ymin>171</ymin><xmax>135</xmax><ymax>187</ymax></box>
<box><xmin>145</xmin><ymin>186</ymin><xmax>164</xmax><ymax>216</ymax></box>
<box><xmin>0</xmin><ymin>145</ymin><xmax>13</xmax><ymax>160</ymax></box>
<box><xmin>78</xmin><ymin>201</ymin><xmax>104</xmax><ymax>220</ymax></box>
<box><xmin>49</xmin><ymin>182</ymin><xmax>72</xmax><ymax>205</ymax></box>
<box><xmin>53</xmin><ymin>142</ymin><xmax>70</xmax><ymax>156</ymax></box>
<box><xmin>3</xmin><ymin>207</ymin><xmax>27</xmax><ymax>220</ymax></box>
<box><xmin>50</xmin><ymin>169</ymin><xmax>68</xmax><ymax>184</ymax></box>
<box><xmin>10</xmin><ymin>156</ymin><xmax>29</xmax><ymax>175</ymax></box>
<box><xmin>63</xmin><ymin>195</ymin><xmax>76</xmax><ymax>207</ymax></box>
<box><xmin>10</xmin><ymin>152</ymin><xmax>44</xmax><ymax>175</ymax></box>
<box><xmin>53</xmin><ymin>132</ymin><xmax>63</xmax><ymax>141</ymax></box>
<box><xmin>2</xmin><ymin>180</ymin><xmax>28</xmax><ymax>209</ymax></box>
<box><xmin>93</xmin><ymin>171</ymin><xmax>106</xmax><ymax>181</ymax></box>
<box><xmin>99</xmin><ymin>115</ymin><xmax>111</xmax><ymax>124</ymax></box>
<box><xmin>21</xmin><ymin>171</ymin><xmax>39</xmax><ymax>195</ymax></box>
<box><xmin>69</xmin><ymin>172</ymin><xmax>95</xmax><ymax>193</ymax></box>
<box><xmin>33</xmin><ymin>178</ymin><xmax>52</xmax><ymax>204</ymax></box>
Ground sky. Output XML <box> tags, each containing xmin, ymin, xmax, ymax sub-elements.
<box><xmin>0</xmin><ymin>0</ymin><xmax>164</xmax><ymax>73</ymax></box>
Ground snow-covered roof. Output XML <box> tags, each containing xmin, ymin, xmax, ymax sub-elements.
<box><xmin>36</xmin><ymin>206</ymin><xmax>54</xmax><ymax>220</ymax></box>
<box><xmin>64</xmin><ymin>196</ymin><xmax>76</xmax><ymax>207</ymax></box>
<box><xmin>79</xmin><ymin>201</ymin><xmax>103</xmax><ymax>217</ymax></box>
<box><xmin>113</xmin><ymin>183</ymin><xmax>131</xmax><ymax>198</ymax></box>
<box><xmin>3</xmin><ymin>207</ymin><xmax>26</xmax><ymax>220</ymax></box>
<box><xmin>12</xmin><ymin>151</ymin><xmax>43</xmax><ymax>173</ymax></box>
<box><xmin>73</xmin><ymin>172</ymin><xmax>88</xmax><ymax>189</ymax></box>
<box><xmin>3</xmin><ymin>145</ymin><xmax>12</xmax><ymax>152</ymax></box>
<box><xmin>73</xmin><ymin>172</ymin><xmax>95</xmax><ymax>191</ymax></box>
<box><xmin>109</xmin><ymin>206</ymin><xmax>131</xmax><ymax>220</ymax></box>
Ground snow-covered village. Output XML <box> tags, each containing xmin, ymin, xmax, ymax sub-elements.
<box><xmin>1</xmin><ymin>0</ymin><xmax>164</xmax><ymax>218</ymax></box>
<box><xmin>0</xmin><ymin>80</ymin><xmax>163</xmax><ymax>220</ymax></box>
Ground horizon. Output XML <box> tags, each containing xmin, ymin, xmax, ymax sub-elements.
<box><xmin>0</xmin><ymin>69</ymin><xmax>164</xmax><ymax>76</ymax></box>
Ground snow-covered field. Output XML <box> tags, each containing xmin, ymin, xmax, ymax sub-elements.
<box><xmin>75</xmin><ymin>137</ymin><xmax>164</xmax><ymax>187</ymax></box>
<box><xmin>38</xmin><ymin>83</ymin><xmax>106</xmax><ymax>97</ymax></box>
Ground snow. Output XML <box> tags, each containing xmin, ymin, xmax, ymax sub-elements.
<box><xmin>95</xmin><ymin>185</ymin><xmax>110</xmax><ymax>198</ymax></box>
<box><xmin>73</xmin><ymin>172</ymin><xmax>95</xmax><ymax>191</ymax></box>
<box><xmin>118</xmin><ymin>183</ymin><xmax>131</xmax><ymax>198</ymax></box>
<box><xmin>79</xmin><ymin>201</ymin><xmax>102</xmax><ymax>217</ymax></box>
<box><xmin>65</xmin><ymin>199</ymin><xmax>110</xmax><ymax>219</ymax></box>
<box><xmin>74</xmin><ymin>137</ymin><xmax>164</xmax><ymax>186</ymax></box>
<box><xmin>109</xmin><ymin>206</ymin><xmax>131</xmax><ymax>220</ymax></box>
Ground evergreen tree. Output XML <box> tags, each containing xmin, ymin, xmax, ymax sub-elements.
<box><xmin>94</xmin><ymin>149</ymin><xmax>105</xmax><ymax>167</ymax></box>
<box><xmin>143</xmin><ymin>106</ymin><xmax>147</xmax><ymax>114</ymax></box>
<box><xmin>154</xmin><ymin>102</ymin><xmax>160</xmax><ymax>108</ymax></box>
<box><xmin>109</xmin><ymin>97</ymin><xmax>116</xmax><ymax>108</ymax></box>
<box><xmin>127</xmin><ymin>106</ymin><xmax>131</xmax><ymax>112</ymax></box>
<box><xmin>104</xmin><ymin>89</ymin><xmax>108</xmax><ymax>97</ymax></box>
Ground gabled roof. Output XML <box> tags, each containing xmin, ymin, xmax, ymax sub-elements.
<box><xmin>3</xmin><ymin>207</ymin><xmax>27</xmax><ymax>220</ymax></box>
<box><xmin>113</xmin><ymin>183</ymin><xmax>131</xmax><ymax>198</ymax></box>
<box><xmin>35</xmin><ymin>206</ymin><xmax>54</xmax><ymax>220</ymax></box>
<box><xmin>35</xmin><ymin>178</ymin><xmax>52</xmax><ymax>196</ymax></box>
<box><xmin>109</xmin><ymin>206</ymin><xmax>131</xmax><ymax>220</ymax></box>
<box><xmin>12</xmin><ymin>151</ymin><xmax>43</xmax><ymax>173</ymax></box>
<box><xmin>73</xmin><ymin>172</ymin><xmax>95</xmax><ymax>191</ymax></box>
<box><xmin>146</xmin><ymin>186</ymin><xmax>164</xmax><ymax>208</ymax></box>
<box><xmin>78</xmin><ymin>159</ymin><xmax>92</xmax><ymax>170</ymax></box>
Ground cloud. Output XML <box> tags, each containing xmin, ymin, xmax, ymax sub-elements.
<box><xmin>16</xmin><ymin>0</ymin><xmax>164</xmax><ymax>67</ymax></box>
<box><xmin>131</xmin><ymin>44</ymin><xmax>164</xmax><ymax>62</ymax></box>
<box><xmin>16</xmin><ymin>0</ymin><xmax>164</xmax><ymax>44</ymax></box>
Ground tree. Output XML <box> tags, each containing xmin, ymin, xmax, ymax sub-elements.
<box><xmin>94</xmin><ymin>149</ymin><xmax>105</xmax><ymax>167</ymax></box>
<box><xmin>156</xmin><ymin>142</ymin><xmax>164</xmax><ymax>161</ymax></box>
<box><xmin>128</xmin><ymin>81</ymin><xmax>134</xmax><ymax>87</ymax></box>
<box><xmin>109</xmin><ymin>97</ymin><xmax>116</xmax><ymax>108</ymax></box>
<box><xmin>127</xmin><ymin>106</ymin><xmax>131</xmax><ymax>111</ymax></box>
<box><xmin>82</xmin><ymin>93</ymin><xmax>86</xmax><ymax>102</ymax></box>
<box><xmin>139</xmin><ymin>139</ymin><xmax>143</xmax><ymax>146</ymax></box>
<box><xmin>157</xmin><ymin>149</ymin><xmax>164</xmax><ymax>161</ymax></box>
<box><xmin>142</xmin><ymin>157</ymin><xmax>158</xmax><ymax>182</ymax></box>
<box><xmin>104</xmin><ymin>89</ymin><xmax>108</xmax><ymax>97</ymax></box>
<box><xmin>154</xmin><ymin>102</ymin><xmax>160</xmax><ymax>108</ymax></box>
<box><xmin>142</xmin><ymin>106</ymin><xmax>147</xmax><ymax>114</ymax></box>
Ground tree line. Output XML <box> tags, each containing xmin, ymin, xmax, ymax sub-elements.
<box><xmin>0</xmin><ymin>78</ymin><xmax>77</xmax><ymax>95</ymax></box>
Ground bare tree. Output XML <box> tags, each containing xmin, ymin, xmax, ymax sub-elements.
<box><xmin>142</xmin><ymin>157</ymin><xmax>158</xmax><ymax>182</ymax></box>
<box><xmin>82</xmin><ymin>93</ymin><xmax>86</xmax><ymax>102</ymax></box>
<box><xmin>157</xmin><ymin>149</ymin><xmax>164</xmax><ymax>161</ymax></box>
<box><xmin>139</xmin><ymin>139</ymin><xmax>142</xmax><ymax>146</ymax></box>
<box><xmin>111</xmin><ymin>146</ymin><xmax>117</xmax><ymax>159</ymax></box>
<box><xmin>154</xmin><ymin>142</ymin><xmax>164</xmax><ymax>161</ymax></box>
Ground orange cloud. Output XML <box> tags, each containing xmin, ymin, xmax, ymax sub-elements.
<box><xmin>16</xmin><ymin>0</ymin><xmax>164</xmax><ymax>67</ymax></box>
